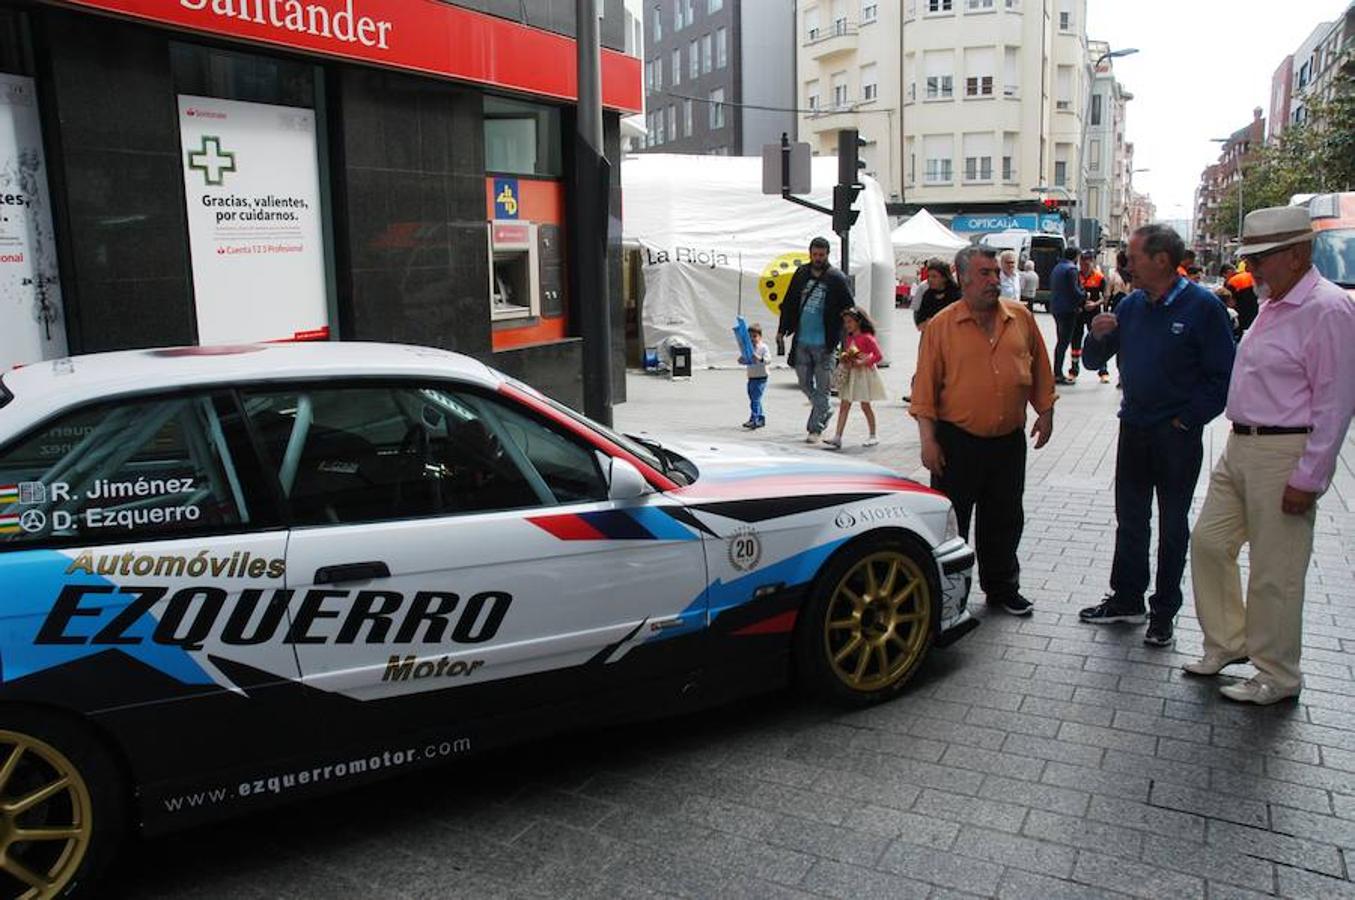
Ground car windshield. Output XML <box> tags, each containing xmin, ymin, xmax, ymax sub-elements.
<box><xmin>1313</xmin><ymin>228</ymin><xmax>1355</xmax><ymax>288</ymax></box>
<box><xmin>503</xmin><ymin>379</ymin><xmax>668</xmax><ymax>473</ymax></box>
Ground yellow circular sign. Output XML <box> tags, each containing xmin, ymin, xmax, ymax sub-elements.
<box><xmin>757</xmin><ymin>252</ymin><xmax>807</xmax><ymax>317</ymax></box>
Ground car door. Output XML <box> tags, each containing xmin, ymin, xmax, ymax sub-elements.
<box><xmin>0</xmin><ymin>390</ymin><xmax>300</xmax><ymax>792</ymax></box>
<box><xmin>239</xmin><ymin>380</ymin><xmax>710</xmax><ymax>732</ymax></box>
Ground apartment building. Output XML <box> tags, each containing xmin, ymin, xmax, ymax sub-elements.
<box><xmin>636</xmin><ymin>0</ymin><xmax>794</xmax><ymax>156</ymax></box>
<box><xmin>1192</xmin><ymin>108</ymin><xmax>1266</xmax><ymax>269</ymax></box>
<box><xmin>794</xmin><ymin>0</ymin><xmax>1093</xmax><ymax>233</ymax></box>
<box><xmin>1084</xmin><ymin>41</ymin><xmax>1133</xmax><ymax>254</ymax></box>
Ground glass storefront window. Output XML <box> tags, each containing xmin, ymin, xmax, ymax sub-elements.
<box><xmin>484</xmin><ymin>96</ymin><xmax>562</xmax><ymax>177</ymax></box>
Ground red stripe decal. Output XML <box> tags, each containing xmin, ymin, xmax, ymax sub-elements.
<box><xmin>528</xmin><ymin>514</ymin><xmax>608</xmax><ymax>541</ymax></box>
<box><xmin>731</xmin><ymin>610</ymin><xmax>799</xmax><ymax>636</ymax></box>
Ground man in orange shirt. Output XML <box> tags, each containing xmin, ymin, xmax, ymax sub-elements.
<box><xmin>911</xmin><ymin>246</ymin><xmax>1057</xmax><ymax>616</ymax></box>
<box><xmin>1224</xmin><ymin>263</ymin><xmax>1260</xmax><ymax>332</ymax></box>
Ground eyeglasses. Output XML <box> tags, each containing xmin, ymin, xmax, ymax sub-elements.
<box><xmin>1241</xmin><ymin>245</ymin><xmax>1290</xmax><ymax>268</ymax></box>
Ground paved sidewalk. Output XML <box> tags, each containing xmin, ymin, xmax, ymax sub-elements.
<box><xmin>119</xmin><ymin>308</ymin><xmax>1355</xmax><ymax>899</ymax></box>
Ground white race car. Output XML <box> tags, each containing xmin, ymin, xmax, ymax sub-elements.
<box><xmin>0</xmin><ymin>342</ymin><xmax>975</xmax><ymax>895</ymax></box>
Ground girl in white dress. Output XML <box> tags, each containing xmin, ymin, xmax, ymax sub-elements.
<box><xmin>824</xmin><ymin>307</ymin><xmax>888</xmax><ymax>449</ymax></box>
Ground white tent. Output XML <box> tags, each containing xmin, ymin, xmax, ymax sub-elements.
<box><xmin>890</xmin><ymin>208</ymin><xmax>967</xmax><ymax>277</ymax></box>
<box><xmin>622</xmin><ymin>153</ymin><xmax>896</xmax><ymax>368</ymax></box>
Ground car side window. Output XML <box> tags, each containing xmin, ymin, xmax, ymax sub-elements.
<box><xmin>241</xmin><ymin>385</ymin><xmax>553</xmax><ymax>526</ymax></box>
<box><xmin>0</xmin><ymin>394</ymin><xmax>250</xmax><ymax>547</ymax></box>
<box><xmin>476</xmin><ymin>395</ymin><xmax>608</xmax><ymax>504</ymax></box>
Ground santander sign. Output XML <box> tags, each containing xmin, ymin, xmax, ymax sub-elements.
<box><xmin>179</xmin><ymin>0</ymin><xmax>392</xmax><ymax>49</ymax></box>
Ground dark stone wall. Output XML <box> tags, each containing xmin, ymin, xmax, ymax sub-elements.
<box><xmin>332</xmin><ymin>68</ymin><xmax>490</xmax><ymax>354</ymax></box>
<box><xmin>38</xmin><ymin>11</ymin><xmax>197</xmax><ymax>353</ymax></box>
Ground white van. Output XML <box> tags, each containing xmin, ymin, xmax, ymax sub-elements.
<box><xmin>980</xmin><ymin>229</ymin><xmax>1068</xmax><ymax>308</ymax></box>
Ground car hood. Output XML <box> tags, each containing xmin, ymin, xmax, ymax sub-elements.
<box><xmin>647</xmin><ymin>435</ymin><xmax>940</xmax><ymax>503</ymax></box>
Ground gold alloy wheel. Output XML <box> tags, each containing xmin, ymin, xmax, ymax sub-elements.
<box><xmin>0</xmin><ymin>731</ymin><xmax>93</xmax><ymax>899</ymax></box>
<box><xmin>822</xmin><ymin>550</ymin><xmax>932</xmax><ymax>692</ymax></box>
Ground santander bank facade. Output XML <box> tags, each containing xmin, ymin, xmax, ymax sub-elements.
<box><xmin>0</xmin><ymin>0</ymin><xmax>642</xmax><ymax>406</ymax></box>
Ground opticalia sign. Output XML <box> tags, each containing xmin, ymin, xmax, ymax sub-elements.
<box><xmin>950</xmin><ymin>213</ymin><xmax>1065</xmax><ymax>235</ymax></box>
<box><xmin>61</xmin><ymin>0</ymin><xmax>643</xmax><ymax>114</ymax></box>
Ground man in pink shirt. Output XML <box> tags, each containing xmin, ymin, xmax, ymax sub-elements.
<box><xmin>1187</xmin><ymin>206</ymin><xmax>1355</xmax><ymax>704</ymax></box>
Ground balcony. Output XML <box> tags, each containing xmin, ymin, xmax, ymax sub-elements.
<box><xmin>805</xmin><ymin>104</ymin><xmax>861</xmax><ymax>132</ymax></box>
<box><xmin>804</xmin><ymin>19</ymin><xmax>858</xmax><ymax>60</ymax></box>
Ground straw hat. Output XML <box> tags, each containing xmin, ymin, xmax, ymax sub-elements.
<box><xmin>1237</xmin><ymin>205</ymin><xmax>1314</xmax><ymax>257</ymax></box>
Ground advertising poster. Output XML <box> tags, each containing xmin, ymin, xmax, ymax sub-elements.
<box><xmin>178</xmin><ymin>95</ymin><xmax>329</xmax><ymax>344</ymax></box>
<box><xmin>0</xmin><ymin>73</ymin><xmax>67</xmax><ymax>368</ymax></box>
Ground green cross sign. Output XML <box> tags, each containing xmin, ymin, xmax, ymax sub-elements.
<box><xmin>187</xmin><ymin>136</ymin><xmax>236</xmax><ymax>186</ymax></box>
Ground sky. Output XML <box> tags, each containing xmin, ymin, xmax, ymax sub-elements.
<box><xmin>1085</xmin><ymin>0</ymin><xmax>1349</xmax><ymax>224</ymax></box>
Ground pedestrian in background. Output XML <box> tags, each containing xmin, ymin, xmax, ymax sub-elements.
<box><xmin>1106</xmin><ymin>250</ymin><xmax>1132</xmax><ymax>307</ymax></box>
<box><xmin>1079</xmin><ymin>250</ymin><xmax>1110</xmax><ymax>384</ymax></box>
<box><xmin>999</xmin><ymin>250</ymin><xmax>1022</xmax><ymax>301</ymax></box>
<box><xmin>1020</xmin><ymin>259</ymin><xmax>1039</xmax><ymax>307</ymax></box>
<box><xmin>910</xmin><ymin>246</ymin><xmax>1056</xmax><ymax>617</ymax></box>
<box><xmin>913</xmin><ymin>259</ymin><xmax>961</xmax><ymax>331</ymax></box>
<box><xmin>902</xmin><ymin>258</ymin><xmax>961</xmax><ymax>403</ymax></box>
<box><xmin>1050</xmin><ymin>246</ymin><xmax>1085</xmax><ymax>385</ymax></box>
<box><xmin>740</xmin><ymin>323</ymin><xmax>771</xmax><ymax>430</ymax></box>
<box><xmin>824</xmin><ymin>307</ymin><xmax>886</xmax><ymax>449</ymax></box>
<box><xmin>777</xmin><ymin>237</ymin><xmax>854</xmax><ymax>443</ymax></box>
<box><xmin>1225</xmin><ymin>263</ymin><xmax>1260</xmax><ymax>333</ymax></box>
<box><xmin>1187</xmin><ymin>206</ymin><xmax>1355</xmax><ymax>704</ymax></box>
<box><xmin>1079</xmin><ymin>224</ymin><xmax>1236</xmax><ymax>647</ymax></box>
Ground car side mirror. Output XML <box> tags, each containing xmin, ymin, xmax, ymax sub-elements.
<box><xmin>607</xmin><ymin>457</ymin><xmax>653</xmax><ymax>501</ymax></box>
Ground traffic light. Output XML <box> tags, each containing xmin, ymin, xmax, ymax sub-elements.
<box><xmin>1042</xmin><ymin>197</ymin><xmax>1074</xmax><ymax>211</ymax></box>
<box><xmin>834</xmin><ymin>129</ymin><xmax>867</xmax><ymax>234</ymax></box>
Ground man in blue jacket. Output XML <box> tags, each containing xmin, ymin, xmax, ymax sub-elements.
<box><xmin>1049</xmin><ymin>246</ymin><xmax>1085</xmax><ymax>385</ymax></box>
<box><xmin>1078</xmin><ymin>224</ymin><xmax>1236</xmax><ymax>646</ymax></box>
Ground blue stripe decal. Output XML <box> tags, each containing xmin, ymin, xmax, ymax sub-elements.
<box><xmin>627</xmin><ymin>506</ymin><xmax>699</xmax><ymax>542</ymax></box>
<box><xmin>0</xmin><ymin>550</ymin><xmax>214</xmax><ymax>686</ymax></box>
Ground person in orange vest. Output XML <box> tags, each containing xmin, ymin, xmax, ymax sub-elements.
<box><xmin>1223</xmin><ymin>263</ymin><xmax>1260</xmax><ymax>332</ymax></box>
<box><xmin>1177</xmin><ymin>248</ymin><xmax>1197</xmax><ymax>278</ymax></box>
<box><xmin>1075</xmin><ymin>250</ymin><xmax>1111</xmax><ymax>383</ymax></box>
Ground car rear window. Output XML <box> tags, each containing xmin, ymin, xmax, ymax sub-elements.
<box><xmin>0</xmin><ymin>393</ymin><xmax>250</xmax><ymax>547</ymax></box>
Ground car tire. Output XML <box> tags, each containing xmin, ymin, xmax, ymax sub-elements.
<box><xmin>795</xmin><ymin>533</ymin><xmax>938</xmax><ymax>707</ymax></box>
<box><xmin>0</xmin><ymin>709</ymin><xmax>127</xmax><ymax>898</ymax></box>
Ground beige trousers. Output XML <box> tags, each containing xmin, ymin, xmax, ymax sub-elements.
<box><xmin>1190</xmin><ymin>432</ymin><xmax>1316</xmax><ymax>691</ymax></box>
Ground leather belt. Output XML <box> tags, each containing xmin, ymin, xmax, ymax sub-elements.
<box><xmin>1232</xmin><ymin>424</ymin><xmax>1313</xmax><ymax>436</ymax></box>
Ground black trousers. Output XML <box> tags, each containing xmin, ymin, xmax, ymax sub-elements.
<box><xmin>1052</xmin><ymin>313</ymin><xmax>1076</xmax><ymax>376</ymax></box>
<box><xmin>1110</xmin><ymin>419</ymin><xmax>1204</xmax><ymax>619</ymax></box>
<box><xmin>931</xmin><ymin>421</ymin><xmax>1026</xmax><ymax>600</ymax></box>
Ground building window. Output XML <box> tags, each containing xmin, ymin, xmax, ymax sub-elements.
<box><xmin>689</xmin><ymin>39</ymin><xmax>699</xmax><ymax>78</ymax></box>
<box><xmin>805</xmin><ymin>6</ymin><xmax>820</xmax><ymax>40</ymax></box>
<box><xmin>964</xmin><ymin>46</ymin><xmax>995</xmax><ymax>97</ymax></box>
<box><xmin>716</xmin><ymin>27</ymin><xmax>727</xmax><ymax>68</ymax></box>
<box><xmin>1003</xmin><ymin>47</ymin><xmax>1019</xmax><ymax>96</ymax></box>
<box><xmin>1005</xmin><ymin>0</ymin><xmax>1020</xmax><ymax>8</ymax></box>
<box><xmin>653</xmin><ymin>7</ymin><xmax>662</xmax><ymax>40</ymax></box>
<box><xmin>1089</xmin><ymin>138</ymin><xmax>1101</xmax><ymax>171</ymax></box>
<box><xmin>928</xmin><ymin>0</ymin><xmax>953</xmax><ymax>11</ymax></box>
<box><xmin>1091</xmin><ymin>93</ymin><xmax>1102</xmax><ymax>125</ymax></box>
<box><xmin>672</xmin><ymin>49</ymin><xmax>681</xmax><ymax>85</ymax></box>
<box><xmin>806</xmin><ymin>79</ymin><xmax>820</xmax><ymax>110</ymax></box>
<box><xmin>925</xmin><ymin>75</ymin><xmax>953</xmax><ymax>99</ymax></box>
<box><xmin>861</xmin><ymin>63</ymin><xmax>878</xmax><ymax>101</ymax></box>
<box><xmin>966</xmin><ymin>0</ymin><xmax>994</xmax><ymax>9</ymax></box>
<box><xmin>923</xmin><ymin>134</ymin><xmax>953</xmax><ymax>183</ymax></box>
<box><xmin>667</xmin><ymin>105</ymin><xmax>677</xmax><ymax>142</ymax></box>
<box><xmin>653</xmin><ymin>60</ymin><xmax>663</xmax><ymax>91</ymax></box>
<box><xmin>701</xmin><ymin>33</ymin><xmax>712</xmax><ymax>73</ymax></box>
<box><xmin>1002</xmin><ymin>132</ymin><xmax>1017</xmax><ymax>181</ymax></box>
<box><xmin>862</xmin><ymin>1</ymin><xmax>878</xmax><ymax>22</ymax></box>
<box><xmin>684</xmin><ymin>0</ymin><xmax>694</xmax><ymax>26</ymax></box>
<box><xmin>966</xmin><ymin>76</ymin><xmax>993</xmax><ymax>97</ymax></box>
<box><xmin>683</xmin><ymin>98</ymin><xmax>693</xmax><ymax>136</ymax></box>
<box><xmin>925</xmin><ymin>50</ymin><xmax>954</xmax><ymax>99</ymax></box>
<box><xmin>673</xmin><ymin>0</ymin><xmax>681</xmax><ymax>30</ymax></box>
<box><xmin>708</xmin><ymin>0</ymin><xmax>722</xmax><ymax>10</ymax></box>
<box><xmin>709</xmin><ymin>88</ymin><xmax>725</xmax><ymax>128</ymax></box>
<box><xmin>963</xmin><ymin>132</ymin><xmax>994</xmax><ymax>181</ymax></box>
<box><xmin>1058</xmin><ymin>0</ymin><xmax>1073</xmax><ymax>30</ymax></box>
<box><xmin>484</xmin><ymin>96</ymin><xmax>563</xmax><ymax>177</ymax></box>
<box><xmin>831</xmin><ymin>71</ymin><xmax>848</xmax><ymax>108</ymax></box>
<box><xmin>832</xmin><ymin>0</ymin><xmax>848</xmax><ymax>34</ymax></box>
<box><xmin>1055</xmin><ymin>65</ymin><xmax>1073</xmax><ymax>110</ymax></box>
<box><xmin>1054</xmin><ymin>143</ymin><xmax>1071</xmax><ymax>187</ymax></box>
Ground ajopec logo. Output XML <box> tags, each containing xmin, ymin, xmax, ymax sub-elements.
<box><xmin>834</xmin><ymin>510</ymin><xmax>857</xmax><ymax>529</ymax></box>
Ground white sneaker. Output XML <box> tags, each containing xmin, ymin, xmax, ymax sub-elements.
<box><xmin>862</xmin><ymin>435</ymin><xmax>879</xmax><ymax>447</ymax></box>
<box><xmin>822</xmin><ymin>436</ymin><xmax>842</xmax><ymax>450</ymax></box>
<box><xmin>1219</xmin><ymin>677</ymin><xmax>1300</xmax><ymax>705</ymax></box>
<box><xmin>806</xmin><ymin>432</ymin><xmax>822</xmax><ymax>444</ymax></box>
<box><xmin>1182</xmin><ymin>653</ymin><xmax>1248</xmax><ymax>676</ymax></box>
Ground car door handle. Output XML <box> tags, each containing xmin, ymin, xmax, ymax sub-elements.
<box><xmin>313</xmin><ymin>561</ymin><xmax>391</xmax><ymax>585</ymax></box>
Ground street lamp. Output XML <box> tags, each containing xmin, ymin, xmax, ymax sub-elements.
<box><xmin>1078</xmin><ymin>47</ymin><xmax>1139</xmax><ymax>251</ymax></box>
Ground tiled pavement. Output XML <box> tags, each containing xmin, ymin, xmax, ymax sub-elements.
<box><xmin>117</xmin><ymin>309</ymin><xmax>1355</xmax><ymax>898</ymax></box>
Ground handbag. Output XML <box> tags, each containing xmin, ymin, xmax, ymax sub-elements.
<box><xmin>830</xmin><ymin>359</ymin><xmax>850</xmax><ymax>392</ymax></box>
